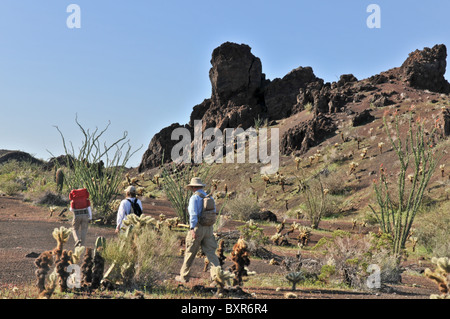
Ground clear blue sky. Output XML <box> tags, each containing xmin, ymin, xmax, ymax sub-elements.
<box><xmin>0</xmin><ymin>0</ymin><xmax>449</xmax><ymax>167</ymax></box>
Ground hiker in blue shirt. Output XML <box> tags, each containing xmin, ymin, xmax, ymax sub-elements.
<box><xmin>176</xmin><ymin>177</ymin><xmax>220</xmax><ymax>283</ymax></box>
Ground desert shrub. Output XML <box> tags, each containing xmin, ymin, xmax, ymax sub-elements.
<box><xmin>0</xmin><ymin>160</ymin><xmax>52</xmax><ymax>196</ymax></box>
<box><xmin>103</xmin><ymin>224</ymin><xmax>179</xmax><ymax>289</ymax></box>
<box><xmin>415</xmin><ymin>203</ymin><xmax>450</xmax><ymax>258</ymax></box>
<box><xmin>318</xmin><ymin>231</ymin><xmax>401</xmax><ymax>289</ymax></box>
<box><xmin>298</xmin><ymin>174</ymin><xmax>330</xmax><ymax>229</ymax></box>
<box><xmin>237</xmin><ymin>220</ymin><xmax>269</xmax><ymax>251</ymax></box>
<box><xmin>227</xmin><ymin>194</ymin><xmax>260</xmax><ymax>221</ymax></box>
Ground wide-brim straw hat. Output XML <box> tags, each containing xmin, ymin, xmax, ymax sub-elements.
<box><xmin>125</xmin><ymin>186</ymin><xmax>137</xmax><ymax>194</ymax></box>
<box><xmin>185</xmin><ymin>177</ymin><xmax>206</xmax><ymax>189</ymax></box>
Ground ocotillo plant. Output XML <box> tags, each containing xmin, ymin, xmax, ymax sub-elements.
<box><xmin>51</xmin><ymin>115</ymin><xmax>141</xmax><ymax>223</ymax></box>
<box><xmin>369</xmin><ymin>111</ymin><xmax>442</xmax><ymax>255</ymax></box>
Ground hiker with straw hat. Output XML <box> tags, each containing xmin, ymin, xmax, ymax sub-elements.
<box><xmin>176</xmin><ymin>177</ymin><xmax>220</xmax><ymax>283</ymax></box>
<box><xmin>115</xmin><ymin>185</ymin><xmax>143</xmax><ymax>234</ymax></box>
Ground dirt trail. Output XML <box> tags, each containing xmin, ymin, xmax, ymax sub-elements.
<box><xmin>0</xmin><ymin>196</ymin><xmax>438</xmax><ymax>299</ymax></box>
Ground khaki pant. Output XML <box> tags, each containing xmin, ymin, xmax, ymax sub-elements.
<box><xmin>179</xmin><ymin>224</ymin><xmax>220</xmax><ymax>281</ymax></box>
<box><xmin>72</xmin><ymin>214</ymin><xmax>89</xmax><ymax>247</ymax></box>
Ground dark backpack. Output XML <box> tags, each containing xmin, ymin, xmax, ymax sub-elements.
<box><xmin>127</xmin><ymin>198</ymin><xmax>142</xmax><ymax>217</ymax></box>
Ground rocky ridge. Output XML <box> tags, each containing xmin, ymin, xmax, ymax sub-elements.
<box><xmin>138</xmin><ymin>42</ymin><xmax>450</xmax><ymax>172</ymax></box>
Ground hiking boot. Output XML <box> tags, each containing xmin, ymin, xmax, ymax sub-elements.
<box><xmin>175</xmin><ymin>275</ymin><xmax>189</xmax><ymax>283</ymax></box>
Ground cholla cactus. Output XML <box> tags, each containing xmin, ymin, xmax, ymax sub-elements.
<box><xmin>297</xmin><ymin>226</ymin><xmax>311</xmax><ymax>248</ymax></box>
<box><xmin>230</xmin><ymin>238</ymin><xmax>251</xmax><ymax>286</ymax></box>
<box><xmin>55</xmin><ymin>168</ymin><xmax>64</xmax><ymax>193</ymax></box>
<box><xmin>286</xmin><ymin>271</ymin><xmax>304</xmax><ymax>291</ymax></box>
<box><xmin>349</xmin><ymin>161</ymin><xmax>359</xmax><ymax>175</ymax></box>
<box><xmin>122</xmin><ymin>213</ymin><xmax>156</xmax><ymax>230</ymax></box>
<box><xmin>409</xmin><ymin>236</ymin><xmax>418</xmax><ymax>252</ymax></box>
<box><xmin>211</xmin><ymin>266</ymin><xmax>234</xmax><ymax>295</ymax></box>
<box><xmin>52</xmin><ymin>226</ymin><xmax>72</xmax><ymax>261</ymax></box>
<box><xmin>165</xmin><ymin>217</ymin><xmax>180</xmax><ymax>230</ymax></box>
<box><xmin>425</xmin><ymin>257</ymin><xmax>450</xmax><ymax>299</ymax></box>
<box><xmin>211</xmin><ymin>179</ymin><xmax>220</xmax><ymax>191</ymax></box>
<box><xmin>153</xmin><ymin>174</ymin><xmax>161</xmax><ymax>188</ymax></box>
<box><xmin>109</xmin><ymin>199</ymin><xmax>121</xmax><ymax>212</ymax></box>
<box><xmin>378</xmin><ymin>142</ymin><xmax>385</xmax><ymax>154</ymax></box>
<box><xmin>294</xmin><ymin>157</ymin><xmax>301</xmax><ymax>170</ymax></box>
<box><xmin>217</xmin><ymin>239</ymin><xmax>226</xmax><ymax>266</ymax></box>
<box><xmin>91</xmin><ymin>237</ymin><xmax>106</xmax><ymax>289</ymax></box>
<box><xmin>34</xmin><ymin>251</ymin><xmax>54</xmax><ymax>294</ymax></box>
<box><xmin>69</xmin><ymin>246</ymin><xmax>86</xmax><ymax>264</ymax></box>
<box><xmin>351</xmin><ymin>218</ymin><xmax>358</xmax><ymax>230</ymax></box>
<box><xmin>360</xmin><ymin>148</ymin><xmax>368</xmax><ymax>159</ymax></box>
<box><xmin>262</xmin><ymin>175</ymin><xmax>270</xmax><ymax>188</ymax></box>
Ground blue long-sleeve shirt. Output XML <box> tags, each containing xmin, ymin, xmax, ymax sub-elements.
<box><xmin>188</xmin><ymin>190</ymin><xmax>215</xmax><ymax>229</ymax></box>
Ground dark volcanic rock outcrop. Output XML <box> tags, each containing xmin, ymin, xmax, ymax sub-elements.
<box><xmin>264</xmin><ymin>67</ymin><xmax>321</xmax><ymax>120</ymax></box>
<box><xmin>139</xmin><ymin>43</ymin><xmax>450</xmax><ymax>171</ymax></box>
<box><xmin>280</xmin><ymin>114</ymin><xmax>336</xmax><ymax>156</ymax></box>
<box><xmin>0</xmin><ymin>150</ymin><xmax>44</xmax><ymax>166</ymax></box>
<box><xmin>138</xmin><ymin>123</ymin><xmax>188</xmax><ymax>171</ymax></box>
<box><xmin>399</xmin><ymin>44</ymin><xmax>450</xmax><ymax>93</ymax></box>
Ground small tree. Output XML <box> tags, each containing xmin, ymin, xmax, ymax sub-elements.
<box><xmin>51</xmin><ymin>115</ymin><xmax>141</xmax><ymax>223</ymax></box>
<box><xmin>370</xmin><ymin>111</ymin><xmax>443</xmax><ymax>255</ymax></box>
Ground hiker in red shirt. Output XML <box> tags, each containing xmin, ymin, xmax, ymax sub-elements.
<box><xmin>69</xmin><ymin>188</ymin><xmax>92</xmax><ymax>247</ymax></box>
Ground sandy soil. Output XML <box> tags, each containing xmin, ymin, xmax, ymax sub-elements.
<box><xmin>0</xmin><ymin>195</ymin><xmax>440</xmax><ymax>299</ymax></box>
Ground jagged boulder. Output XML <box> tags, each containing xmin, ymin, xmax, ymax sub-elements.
<box><xmin>264</xmin><ymin>67</ymin><xmax>321</xmax><ymax>120</ymax></box>
<box><xmin>195</xmin><ymin>42</ymin><xmax>266</xmax><ymax>131</ymax></box>
<box><xmin>352</xmin><ymin>109</ymin><xmax>375</xmax><ymax>127</ymax></box>
<box><xmin>138</xmin><ymin>123</ymin><xmax>189</xmax><ymax>172</ymax></box>
<box><xmin>280</xmin><ymin>114</ymin><xmax>336</xmax><ymax>156</ymax></box>
<box><xmin>209</xmin><ymin>42</ymin><xmax>264</xmax><ymax>107</ymax></box>
<box><xmin>399</xmin><ymin>44</ymin><xmax>450</xmax><ymax>93</ymax></box>
<box><xmin>249</xmin><ymin>210</ymin><xmax>278</xmax><ymax>222</ymax></box>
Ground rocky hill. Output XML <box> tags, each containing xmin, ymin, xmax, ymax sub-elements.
<box><xmin>138</xmin><ymin>42</ymin><xmax>450</xmax><ymax>172</ymax></box>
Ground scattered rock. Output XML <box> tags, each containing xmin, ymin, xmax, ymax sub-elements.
<box><xmin>352</xmin><ymin>109</ymin><xmax>375</xmax><ymax>127</ymax></box>
<box><xmin>248</xmin><ymin>210</ymin><xmax>277</xmax><ymax>222</ymax></box>
<box><xmin>280</xmin><ymin>114</ymin><xmax>336</xmax><ymax>155</ymax></box>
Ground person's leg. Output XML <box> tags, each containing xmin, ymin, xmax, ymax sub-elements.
<box><xmin>178</xmin><ymin>227</ymin><xmax>203</xmax><ymax>281</ymax></box>
<box><xmin>78</xmin><ymin>215</ymin><xmax>89</xmax><ymax>246</ymax></box>
<box><xmin>72</xmin><ymin>215</ymin><xmax>82</xmax><ymax>247</ymax></box>
<box><xmin>201</xmin><ymin>226</ymin><xmax>220</xmax><ymax>280</ymax></box>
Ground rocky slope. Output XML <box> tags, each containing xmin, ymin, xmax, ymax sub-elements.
<box><xmin>138</xmin><ymin>42</ymin><xmax>450</xmax><ymax>172</ymax></box>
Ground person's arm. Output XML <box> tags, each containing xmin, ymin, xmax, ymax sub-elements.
<box><xmin>138</xmin><ymin>199</ymin><xmax>143</xmax><ymax>214</ymax></box>
<box><xmin>188</xmin><ymin>195</ymin><xmax>198</xmax><ymax>230</ymax></box>
<box><xmin>115</xmin><ymin>201</ymin><xmax>126</xmax><ymax>232</ymax></box>
<box><xmin>87</xmin><ymin>206</ymin><xmax>92</xmax><ymax>220</ymax></box>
